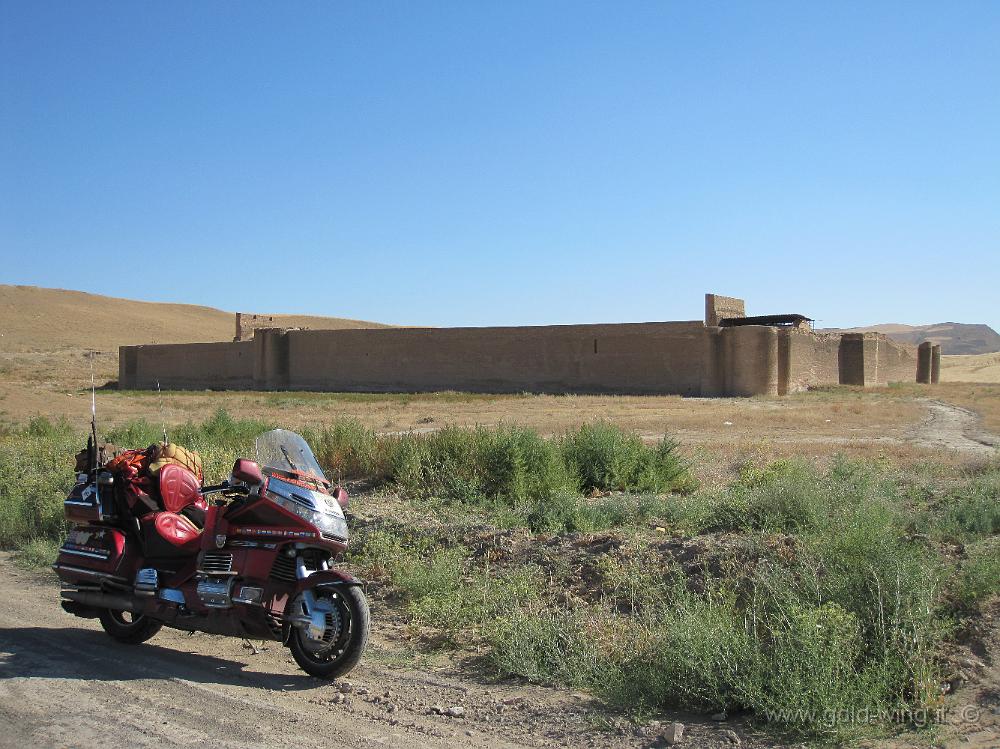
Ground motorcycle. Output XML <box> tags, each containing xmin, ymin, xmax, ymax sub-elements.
<box><xmin>55</xmin><ymin>428</ymin><xmax>370</xmax><ymax>678</ymax></box>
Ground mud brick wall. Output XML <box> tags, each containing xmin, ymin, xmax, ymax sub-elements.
<box><xmin>917</xmin><ymin>342</ymin><xmax>933</xmax><ymax>383</ymax></box>
<box><xmin>717</xmin><ymin>325</ymin><xmax>780</xmax><ymax>396</ymax></box>
<box><xmin>881</xmin><ymin>337</ymin><xmax>920</xmax><ymax>384</ymax></box>
<box><xmin>780</xmin><ymin>329</ymin><xmax>842</xmax><ymax>394</ymax></box>
<box><xmin>838</xmin><ymin>334</ymin><xmax>916</xmax><ymax>387</ymax></box>
<box><xmin>705</xmin><ymin>294</ymin><xmax>746</xmax><ymax>327</ymax></box>
<box><xmin>281</xmin><ymin>322</ymin><xmax>709</xmax><ymax>395</ymax></box>
<box><xmin>121</xmin><ymin>341</ymin><xmax>254</xmax><ymax>390</ymax></box>
<box><xmin>119</xmin><ymin>308</ymin><xmax>919</xmax><ymax>396</ymax></box>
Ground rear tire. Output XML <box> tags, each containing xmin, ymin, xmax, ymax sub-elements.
<box><xmin>98</xmin><ymin>608</ymin><xmax>162</xmax><ymax>644</ymax></box>
<box><xmin>289</xmin><ymin>586</ymin><xmax>370</xmax><ymax>679</ymax></box>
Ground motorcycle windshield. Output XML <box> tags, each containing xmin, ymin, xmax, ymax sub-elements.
<box><xmin>255</xmin><ymin>429</ymin><xmax>326</xmax><ymax>482</ymax></box>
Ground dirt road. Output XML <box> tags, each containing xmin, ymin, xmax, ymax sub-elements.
<box><xmin>0</xmin><ymin>557</ymin><xmax>781</xmax><ymax>749</ymax></box>
<box><xmin>909</xmin><ymin>399</ymin><xmax>999</xmax><ymax>456</ymax></box>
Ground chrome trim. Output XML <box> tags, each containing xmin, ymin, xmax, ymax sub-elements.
<box><xmin>134</xmin><ymin>568</ymin><xmax>159</xmax><ymax>596</ymax></box>
<box><xmin>158</xmin><ymin>588</ymin><xmax>185</xmax><ymax>604</ymax></box>
<box><xmin>196</xmin><ymin>578</ymin><xmax>234</xmax><ymax>608</ymax></box>
<box><xmin>200</xmin><ymin>551</ymin><xmax>234</xmax><ymax>574</ymax></box>
<box><xmin>233</xmin><ymin>586</ymin><xmax>263</xmax><ymax>605</ymax></box>
<box><xmin>52</xmin><ymin>564</ymin><xmax>127</xmax><ymax>582</ymax></box>
<box><xmin>64</xmin><ymin>500</ymin><xmax>97</xmax><ymax>506</ymax></box>
<box><xmin>59</xmin><ymin>548</ymin><xmax>110</xmax><ymax>560</ymax></box>
<box><xmin>296</xmin><ymin>557</ymin><xmax>312</xmax><ymax>580</ymax></box>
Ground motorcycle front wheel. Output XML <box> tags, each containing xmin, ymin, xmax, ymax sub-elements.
<box><xmin>289</xmin><ymin>586</ymin><xmax>370</xmax><ymax>679</ymax></box>
<box><xmin>98</xmin><ymin>608</ymin><xmax>162</xmax><ymax>644</ymax></box>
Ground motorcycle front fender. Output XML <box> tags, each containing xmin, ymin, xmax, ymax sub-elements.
<box><xmin>294</xmin><ymin>568</ymin><xmax>363</xmax><ymax>593</ymax></box>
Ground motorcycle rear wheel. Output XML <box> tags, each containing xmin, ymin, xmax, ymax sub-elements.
<box><xmin>98</xmin><ymin>608</ymin><xmax>162</xmax><ymax>644</ymax></box>
<box><xmin>289</xmin><ymin>586</ymin><xmax>370</xmax><ymax>679</ymax></box>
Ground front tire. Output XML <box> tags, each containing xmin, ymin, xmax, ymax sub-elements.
<box><xmin>98</xmin><ymin>608</ymin><xmax>162</xmax><ymax>644</ymax></box>
<box><xmin>289</xmin><ymin>586</ymin><xmax>370</xmax><ymax>679</ymax></box>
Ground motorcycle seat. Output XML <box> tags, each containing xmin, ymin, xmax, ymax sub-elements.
<box><xmin>141</xmin><ymin>511</ymin><xmax>202</xmax><ymax>556</ymax></box>
<box><xmin>159</xmin><ymin>464</ymin><xmax>206</xmax><ymax>514</ymax></box>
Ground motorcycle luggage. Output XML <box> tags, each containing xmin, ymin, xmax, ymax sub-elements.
<box><xmin>54</xmin><ymin>525</ymin><xmax>130</xmax><ymax>585</ymax></box>
<box><xmin>63</xmin><ymin>477</ymin><xmax>118</xmax><ymax>525</ymax></box>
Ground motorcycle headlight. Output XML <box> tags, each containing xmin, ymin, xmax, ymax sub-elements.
<box><xmin>270</xmin><ymin>494</ymin><xmax>348</xmax><ymax>542</ymax></box>
<box><xmin>315</xmin><ymin>511</ymin><xmax>349</xmax><ymax>541</ymax></box>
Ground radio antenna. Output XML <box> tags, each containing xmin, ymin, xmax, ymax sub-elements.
<box><xmin>89</xmin><ymin>352</ymin><xmax>99</xmax><ymax>472</ymax></box>
<box><xmin>157</xmin><ymin>380</ymin><xmax>168</xmax><ymax>444</ymax></box>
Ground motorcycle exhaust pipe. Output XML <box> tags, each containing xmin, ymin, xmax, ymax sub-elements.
<box><xmin>62</xmin><ymin>590</ymin><xmax>138</xmax><ymax>613</ymax></box>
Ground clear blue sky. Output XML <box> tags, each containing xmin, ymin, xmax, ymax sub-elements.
<box><xmin>2</xmin><ymin>2</ymin><xmax>998</xmax><ymax>330</ymax></box>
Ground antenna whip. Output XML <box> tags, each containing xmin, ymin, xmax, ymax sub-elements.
<box><xmin>89</xmin><ymin>352</ymin><xmax>99</xmax><ymax>472</ymax></box>
<box><xmin>157</xmin><ymin>380</ymin><xmax>168</xmax><ymax>444</ymax></box>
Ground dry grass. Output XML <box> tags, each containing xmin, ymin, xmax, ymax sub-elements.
<box><xmin>942</xmin><ymin>352</ymin><xmax>1000</xmax><ymax>384</ymax></box>
<box><xmin>0</xmin><ymin>348</ymin><xmax>920</xmax><ymax>431</ymax></box>
<box><xmin>875</xmin><ymin>381</ymin><xmax>1000</xmax><ymax>436</ymax></box>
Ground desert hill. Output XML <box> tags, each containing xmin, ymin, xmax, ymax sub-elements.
<box><xmin>0</xmin><ymin>285</ymin><xmax>390</xmax><ymax>353</ymax></box>
<box><xmin>819</xmin><ymin>322</ymin><xmax>1000</xmax><ymax>355</ymax></box>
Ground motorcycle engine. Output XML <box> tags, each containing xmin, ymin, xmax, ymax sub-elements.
<box><xmin>196</xmin><ymin>578</ymin><xmax>234</xmax><ymax>608</ymax></box>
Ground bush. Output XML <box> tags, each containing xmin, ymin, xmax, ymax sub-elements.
<box><xmin>476</xmin><ymin>460</ymin><xmax>948</xmax><ymax>736</ymax></box>
<box><xmin>560</xmin><ymin>422</ymin><xmax>691</xmax><ymax>494</ymax></box>
<box><xmin>952</xmin><ymin>538</ymin><xmax>1000</xmax><ymax>610</ymax></box>
<box><xmin>14</xmin><ymin>538</ymin><xmax>61</xmax><ymax>568</ymax></box>
<box><xmin>311</xmin><ymin>419</ymin><xmax>388</xmax><ymax>481</ymax></box>
<box><xmin>0</xmin><ymin>427</ymin><xmax>78</xmax><ymax>548</ymax></box>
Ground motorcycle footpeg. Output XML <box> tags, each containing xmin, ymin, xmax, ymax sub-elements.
<box><xmin>134</xmin><ymin>567</ymin><xmax>159</xmax><ymax>596</ymax></box>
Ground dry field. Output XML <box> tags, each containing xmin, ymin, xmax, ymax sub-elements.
<box><xmin>942</xmin><ymin>352</ymin><xmax>1000</xmax><ymax>384</ymax></box>
<box><xmin>4</xmin><ymin>345</ymin><xmax>1000</xmax><ymax>488</ymax></box>
<box><xmin>2</xmin><ymin>284</ymin><xmax>998</xmax><ymax>480</ymax></box>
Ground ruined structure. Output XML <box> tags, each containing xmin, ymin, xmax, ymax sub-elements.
<box><xmin>119</xmin><ymin>294</ymin><xmax>922</xmax><ymax>396</ymax></box>
<box><xmin>916</xmin><ymin>341</ymin><xmax>942</xmax><ymax>384</ymax></box>
<box><xmin>235</xmin><ymin>313</ymin><xmax>303</xmax><ymax>342</ymax></box>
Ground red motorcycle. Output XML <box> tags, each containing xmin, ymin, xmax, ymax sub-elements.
<box><xmin>55</xmin><ymin>429</ymin><xmax>370</xmax><ymax>678</ymax></box>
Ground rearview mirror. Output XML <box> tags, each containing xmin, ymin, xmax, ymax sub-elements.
<box><xmin>332</xmin><ymin>486</ymin><xmax>349</xmax><ymax>510</ymax></box>
<box><xmin>232</xmin><ymin>459</ymin><xmax>264</xmax><ymax>487</ymax></box>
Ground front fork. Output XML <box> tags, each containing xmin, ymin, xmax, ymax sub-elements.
<box><xmin>283</xmin><ymin>553</ymin><xmax>336</xmax><ymax>644</ymax></box>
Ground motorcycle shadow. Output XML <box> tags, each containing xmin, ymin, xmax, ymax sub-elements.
<box><xmin>0</xmin><ymin>626</ymin><xmax>322</xmax><ymax>692</ymax></box>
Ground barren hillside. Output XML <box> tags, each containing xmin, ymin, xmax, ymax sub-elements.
<box><xmin>820</xmin><ymin>322</ymin><xmax>1000</xmax><ymax>355</ymax></box>
<box><xmin>0</xmin><ymin>285</ymin><xmax>390</xmax><ymax>352</ymax></box>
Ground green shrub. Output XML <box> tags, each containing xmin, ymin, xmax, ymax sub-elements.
<box><xmin>708</xmin><ymin>457</ymin><xmax>893</xmax><ymax>534</ymax></box>
<box><xmin>486</xmin><ymin>604</ymin><xmax>600</xmax><ymax>687</ymax></box>
<box><xmin>560</xmin><ymin>422</ymin><xmax>691</xmax><ymax>494</ymax></box>
<box><xmin>0</xmin><ymin>428</ymin><xmax>78</xmax><ymax>548</ymax></box>
<box><xmin>477</xmin><ymin>424</ymin><xmax>572</xmax><ymax>503</ymax></box>
<box><xmin>929</xmin><ymin>465</ymin><xmax>1000</xmax><ymax>540</ymax></box>
<box><xmin>388</xmin><ymin>424</ymin><xmax>579</xmax><ymax>506</ymax></box>
<box><xmin>952</xmin><ymin>538</ymin><xmax>1000</xmax><ymax>609</ymax></box>
<box><xmin>311</xmin><ymin>419</ymin><xmax>387</xmax><ymax>481</ymax></box>
<box><xmin>14</xmin><ymin>538</ymin><xmax>61</xmax><ymax>568</ymax></box>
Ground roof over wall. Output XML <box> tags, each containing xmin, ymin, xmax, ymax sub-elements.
<box><xmin>719</xmin><ymin>314</ymin><xmax>812</xmax><ymax>328</ymax></box>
